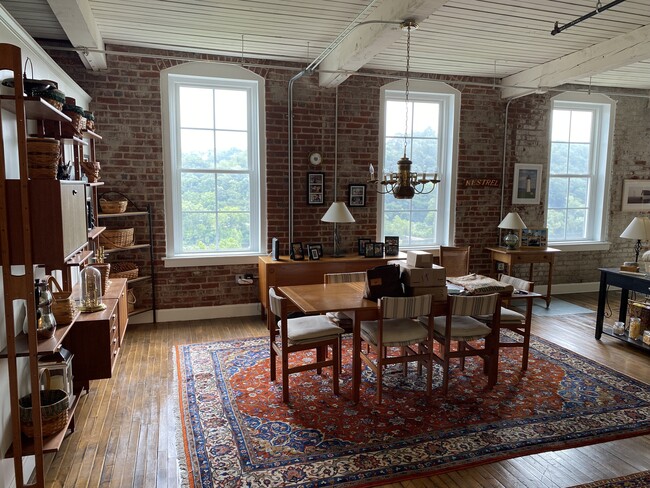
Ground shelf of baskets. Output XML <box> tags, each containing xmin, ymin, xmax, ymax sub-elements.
<box><xmin>97</xmin><ymin>191</ymin><xmax>156</xmax><ymax>323</ymax></box>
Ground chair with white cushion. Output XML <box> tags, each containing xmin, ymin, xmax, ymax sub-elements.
<box><xmin>360</xmin><ymin>294</ymin><xmax>435</xmax><ymax>404</ymax></box>
<box><xmin>422</xmin><ymin>293</ymin><xmax>500</xmax><ymax>395</ymax></box>
<box><xmin>268</xmin><ymin>287</ymin><xmax>345</xmax><ymax>403</ymax></box>
<box><xmin>474</xmin><ymin>274</ymin><xmax>535</xmax><ymax>371</ymax></box>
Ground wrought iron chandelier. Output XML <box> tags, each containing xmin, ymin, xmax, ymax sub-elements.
<box><xmin>369</xmin><ymin>20</ymin><xmax>440</xmax><ymax>200</ymax></box>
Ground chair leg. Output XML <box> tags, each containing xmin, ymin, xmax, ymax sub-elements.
<box><xmin>332</xmin><ymin>343</ymin><xmax>340</xmax><ymax>396</ymax></box>
<box><xmin>316</xmin><ymin>346</ymin><xmax>324</xmax><ymax>374</ymax></box>
<box><xmin>402</xmin><ymin>346</ymin><xmax>408</xmax><ymax>376</ymax></box>
<box><xmin>522</xmin><ymin>325</ymin><xmax>531</xmax><ymax>371</ymax></box>
<box><xmin>270</xmin><ymin>346</ymin><xmax>277</xmax><ymax>381</ymax></box>
<box><xmin>282</xmin><ymin>354</ymin><xmax>290</xmax><ymax>403</ymax></box>
<box><xmin>459</xmin><ymin>342</ymin><xmax>466</xmax><ymax>370</ymax></box>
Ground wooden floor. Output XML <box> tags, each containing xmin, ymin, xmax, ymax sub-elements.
<box><xmin>45</xmin><ymin>291</ymin><xmax>650</xmax><ymax>487</ymax></box>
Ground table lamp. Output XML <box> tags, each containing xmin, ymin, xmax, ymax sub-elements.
<box><xmin>620</xmin><ymin>216</ymin><xmax>650</xmax><ymax>265</ymax></box>
<box><xmin>321</xmin><ymin>202</ymin><xmax>355</xmax><ymax>257</ymax></box>
<box><xmin>498</xmin><ymin>212</ymin><xmax>527</xmax><ymax>250</ymax></box>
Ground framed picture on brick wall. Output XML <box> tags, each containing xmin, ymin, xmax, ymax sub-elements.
<box><xmin>307</xmin><ymin>173</ymin><xmax>324</xmax><ymax>205</ymax></box>
<box><xmin>622</xmin><ymin>179</ymin><xmax>650</xmax><ymax>211</ymax></box>
<box><xmin>512</xmin><ymin>164</ymin><xmax>542</xmax><ymax>204</ymax></box>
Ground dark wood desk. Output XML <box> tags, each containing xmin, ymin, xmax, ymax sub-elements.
<box><xmin>595</xmin><ymin>268</ymin><xmax>650</xmax><ymax>352</ymax></box>
<box><xmin>486</xmin><ymin>246</ymin><xmax>560</xmax><ymax>308</ymax></box>
<box><xmin>259</xmin><ymin>253</ymin><xmax>403</xmax><ymax>318</ymax></box>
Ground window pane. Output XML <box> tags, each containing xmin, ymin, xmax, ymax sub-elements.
<box><xmin>410</xmin><ymin>209</ymin><xmax>436</xmax><ymax>245</ymax></box>
<box><xmin>568</xmin><ymin>178</ymin><xmax>588</xmax><ymax>208</ymax></box>
<box><xmin>386</xmin><ymin>100</ymin><xmax>407</xmax><ymax>137</ymax></box>
<box><xmin>215</xmin><ymin>89</ymin><xmax>247</xmax><ymax>131</ymax></box>
<box><xmin>551</xmin><ymin>110</ymin><xmax>571</xmax><ymax>142</ymax></box>
<box><xmin>567</xmin><ymin>143</ymin><xmax>589</xmax><ymax>174</ymax></box>
<box><xmin>412</xmin><ymin>102</ymin><xmax>439</xmax><ymax>137</ymax></box>
<box><xmin>547</xmin><ymin>208</ymin><xmax>566</xmax><ymax>240</ymax></box>
<box><xmin>215</xmin><ymin>131</ymin><xmax>248</xmax><ymax>170</ymax></box>
<box><xmin>179</xmin><ymin>87</ymin><xmax>214</xmax><ymax>129</ymax></box>
<box><xmin>550</xmin><ymin>142</ymin><xmax>568</xmax><ymax>174</ymax></box>
<box><xmin>180</xmin><ymin>129</ymin><xmax>214</xmax><ymax>169</ymax></box>
<box><xmin>569</xmin><ymin>111</ymin><xmax>592</xmax><ymax>143</ymax></box>
<box><xmin>566</xmin><ymin>208</ymin><xmax>587</xmax><ymax>239</ymax></box>
<box><xmin>216</xmin><ymin>173</ymin><xmax>250</xmax><ymax>211</ymax></box>
<box><xmin>182</xmin><ymin>212</ymin><xmax>216</xmax><ymax>252</ymax></box>
<box><xmin>410</xmin><ymin>139</ymin><xmax>438</xmax><ymax>173</ymax></box>
<box><xmin>384</xmin><ymin>197</ymin><xmax>410</xmax><ymax>212</ymax></box>
<box><xmin>181</xmin><ymin>173</ymin><xmax>216</xmax><ymax>211</ymax></box>
<box><xmin>217</xmin><ymin>212</ymin><xmax>250</xmax><ymax>249</ymax></box>
<box><xmin>411</xmin><ymin>189</ymin><xmax>436</xmax><ymax>211</ymax></box>
<box><xmin>548</xmin><ymin>177</ymin><xmax>568</xmax><ymax>209</ymax></box>
<box><xmin>384</xmin><ymin>212</ymin><xmax>411</xmax><ymax>244</ymax></box>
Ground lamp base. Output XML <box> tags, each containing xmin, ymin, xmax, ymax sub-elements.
<box><xmin>503</xmin><ymin>232</ymin><xmax>519</xmax><ymax>250</ymax></box>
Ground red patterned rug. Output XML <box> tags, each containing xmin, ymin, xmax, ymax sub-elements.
<box><xmin>569</xmin><ymin>470</ymin><xmax>650</xmax><ymax>487</ymax></box>
<box><xmin>174</xmin><ymin>332</ymin><xmax>650</xmax><ymax>487</ymax></box>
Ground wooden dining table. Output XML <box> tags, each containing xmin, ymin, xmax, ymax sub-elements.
<box><xmin>278</xmin><ymin>281</ymin><xmax>540</xmax><ymax>403</ymax></box>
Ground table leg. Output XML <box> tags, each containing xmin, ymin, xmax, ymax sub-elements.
<box><xmin>619</xmin><ymin>289</ymin><xmax>629</xmax><ymax>323</ymax></box>
<box><xmin>522</xmin><ymin>295</ymin><xmax>534</xmax><ymax>370</ymax></box>
<box><xmin>544</xmin><ymin>261</ymin><xmax>554</xmax><ymax>308</ymax></box>
<box><xmin>595</xmin><ymin>272</ymin><xmax>607</xmax><ymax>340</ymax></box>
<box><xmin>352</xmin><ymin>313</ymin><xmax>362</xmax><ymax>404</ymax></box>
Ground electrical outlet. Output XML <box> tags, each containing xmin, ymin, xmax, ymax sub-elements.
<box><xmin>496</xmin><ymin>262</ymin><xmax>505</xmax><ymax>271</ymax></box>
<box><xmin>235</xmin><ymin>274</ymin><xmax>245</xmax><ymax>283</ymax></box>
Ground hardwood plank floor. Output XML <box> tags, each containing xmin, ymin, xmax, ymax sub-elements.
<box><xmin>45</xmin><ymin>292</ymin><xmax>650</xmax><ymax>487</ymax></box>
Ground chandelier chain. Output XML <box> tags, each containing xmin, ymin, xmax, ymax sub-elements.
<box><xmin>404</xmin><ymin>25</ymin><xmax>411</xmax><ymax>158</ymax></box>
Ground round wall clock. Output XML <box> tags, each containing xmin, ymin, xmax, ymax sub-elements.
<box><xmin>309</xmin><ymin>151</ymin><xmax>323</xmax><ymax>165</ymax></box>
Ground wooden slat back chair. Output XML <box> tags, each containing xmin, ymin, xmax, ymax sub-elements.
<box><xmin>267</xmin><ymin>288</ymin><xmax>345</xmax><ymax>403</ymax></box>
<box><xmin>422</xmin><ymin>293</ymin><xmax>500</xmax><ymax>395</ymax></box>
<box><xmin>439</xmin><ymin>246</ymin><xmax>471</xmax><ymax>278</ymax></box>
<box><xmin>474</xmin><ymin>274</ymin><xmax>535</xmax><ymax>371</ymax></box>
<box><xmin>323</xmin><ymin>272</ymin><xmax>367</xmax><ymax>331</ymax></box>
<box><xmin>360</xmin><ymin>295</ymin><xmax>435</xmax><ymax>404</ymax></box>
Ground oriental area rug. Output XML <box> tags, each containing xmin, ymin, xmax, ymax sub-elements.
<box><xmin>174</xmin><ymin>332</ymin><xmax>650</xmax><ymax>487</ymax></box>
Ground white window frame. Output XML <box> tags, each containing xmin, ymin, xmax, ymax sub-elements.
<box><xmin>378</xmin><ymin>80</ymin><xmax>460</xmax><ymax>248</ymax></box>
<box><xmin>547</xmin><ymin>92</ymin><xmax>615</xmax><ymax>251</ymax></box>
<box><xmin>161</xmin><ymin>62</ymin><xmax>267</xmax><ymax>267</ymax></box>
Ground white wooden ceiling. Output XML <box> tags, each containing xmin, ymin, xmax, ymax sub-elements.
<box><xmin>2</xmin><ymin>0</ymin><xmax>650</xmax><ymax>97</ymax></box>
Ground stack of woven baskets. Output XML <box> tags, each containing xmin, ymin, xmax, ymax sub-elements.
<box><xmin>27</xmin><ymin>137</ymin><xmax>60</xmax><ymax>179</ymax></box>
<box><xmin>62</xmin><ymin>97</ymin><xmax>85</xmax><ymax>137</ymax></box>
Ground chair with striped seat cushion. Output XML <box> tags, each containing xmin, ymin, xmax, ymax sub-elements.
<box><xmin>473</xmin><ymin>274</ymin><xmax>535</xmax><ymax>371</ymax></box>
<box><xmin>420</xmin><ymin>293</ymin><xmax>500</xmax><ymax>395</ymax></box>
<box><xmin>360</xmin><ymin>295</ymin><xmax>435</xmax><ymax>404</ymax></box>
<box><xmin>268</xmin><ymin>287</ymin><xmax>344</xmax><ymax>403</ymax></box>
<box><xmin>324</xmin><ymin>272</ymin><xmax>367</xmax><ymax>329</ymax></box>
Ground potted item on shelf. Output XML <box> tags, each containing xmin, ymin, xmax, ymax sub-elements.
<box><xmin>19</xmin><ymin>389</ymin><xmax>69</xmax><ymax>438</ymax></box>
<box><xmin>34</xmin><ymin>86</ymin><xmax>66</xmax><ymax>110</ymax></box>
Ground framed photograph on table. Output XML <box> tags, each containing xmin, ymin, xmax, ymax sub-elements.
<box><xmin>358</xmin><ymin>238</ymin><xmax>371</xmax><ymax>256</ymax></box>
<box><xmin>349</xmin><ymin>184</ymin><xmax>366</xmax><ymax>207</ymax></box>
<box><xmin>512</xmin><ymin>164</ymin><xmax>542</xmax><ymax>204</ymax></box>
<box><xmin>622</xmin><ymin>179</ymin><xmax>650</xmax><ymax>211</ymax></box>
<box><xmin>290</xmin><ymin>242</ymin><xmax>304</xmax><ymax>260</ymax></box>
<box><xmin>384</xmin><ymin>236</ymin><xmax>399</xmax><ymax>256</ymax></box>
<box><xmin>307</xmin><ymin>173</ymin><xmax>324</xmax><ymax>205</ymax></box>
<box><xmin>306</xmin><ymin>243</ymin><xmax>323</xmax><ymax>258</ymax></box>
<box><xmin>520</xmin><ymin>228</ymin><xmax>548</xmax><ymax>248</ymax></box>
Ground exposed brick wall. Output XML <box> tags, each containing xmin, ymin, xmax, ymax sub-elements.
<box><xmin>46</xmin><ymin>43</ymin><xmax>649</xmax><ymax>311</ymax></box>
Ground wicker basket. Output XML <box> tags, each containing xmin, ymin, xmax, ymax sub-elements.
<box><xmin>19</xmin><ymin>389</ymin><xmax>69</xmax><ymax>438</ymax></box>
<box><xmin>62</xmin><ymin>103</ymin><xmax>85</xmax><ymax>137</ymax></box>
<box><xmin>99</xmin><ymin>228</ymin><xmax>134</xmax><ymax>249</ymax></box>
<box><xmin>99</xmin><ymin>198</ymin><xmax>128</xmax><ymax>214</ymax></box>
<box><xmin>81</xmin><ymin>160</ymin><xmax>101</xmax><ymax>183</ymax></box>
<box><xmin>48</xmin><ymin>276</ymin><xmax>75</xmax><ymax>325</ymax></box>
<box><xmin>27</xmin><ymin>137</ymin><xmax>59</xmax><ymax>180</ymax></box>
<box><xmin>127</xmin><ymin>289</ymin><xmax>136</xmax><ymax>313</ymax></box>
<box><xmin>110</xmin><ymin>262</ymin><xmax>138</xmax><ymax>280</ymax></box>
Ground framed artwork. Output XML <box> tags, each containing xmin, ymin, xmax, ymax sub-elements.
<box><xmin>622</xmin><ymin>179</ymin><xmax>650</xmax><ymax>211</ymax></box>
<box><xmin>365</xmin><ymin>242</ymin><xmax>384</xmax><ymax>257</ymax></box>
<box><xmin>290</xmin><ymin>242</ymin><xmax>304</xmax><ymax>260</ymax></box>
<box><xmin>512</xmin><ymin>164</ymin><xmax>542</xmax><ymax>204</ymax></box>
<box><xmin>520</xmin><ymin>228</ymin><xmax>548</xmax><ymax>248</ymax></box>
<box><xmin>306</xmin><ymin>243</ymin><xmax>323</xmax><ymax>258</ymax></box>
<box><xmin>348</xmin><ymin>184</ymin><xmax>366</xmax><ymax>207</ymax></box>
<box><xmin>307</xmin><ymin>173</ymin><xmax>324</xmax><ymax>205</ymax></box>
<box><xmin>309</xmin><ymin>247</ymin><xmax>320</xmax><ymax>260</ymax></box>
<box><xmin>358</xmin><ymin>238</ymin><xmax>371</xmax><ymax>256</ymax></box>
<box><xmin>384</xmin><ymin>236</ymin><xmax>399</xmax><ymax>256</ymax></box>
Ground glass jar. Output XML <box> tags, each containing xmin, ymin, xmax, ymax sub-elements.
<box><xmin>613</xmin><ymin>321</ymin><xmax>626</xmax><ymax>335</ymax></box>
<box><xmin>629</xmin><ymin>317</ymin><xmax>642</xmax><ymax>340</ymax></box>
<box><xmin>78</xmin><ymin>266</ymin><xmax>106</xmax><ymax>312</ymax></box>
<box><xmin>34</xmin><ymin>279</ymin><xmax>56</xmax><ymax>340</ymax></box>
<box><xmin>643</xmin><ymin>330</ymin><xmax>650</xmax><ymax>346</ymax></box>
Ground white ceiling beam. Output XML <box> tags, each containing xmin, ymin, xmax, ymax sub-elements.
<box><xmin>46</xmin><ymin>0</ymin><xmax>107</xmax><ymax>70</ymax></box>
<box><xmin>318</xmin><ymin>0</ymin><xmax>449</xmax><ymax>88</ymax></box>
<box><xmin>501</xmin><ymin>23</ymin><xmax>650</xmax><ymax>99</ymax></box>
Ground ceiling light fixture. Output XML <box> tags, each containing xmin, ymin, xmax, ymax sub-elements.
<box><xmin>368</xmin><ymin>20</ymin><xmax>440</xmax><ymax>200</ymax></box>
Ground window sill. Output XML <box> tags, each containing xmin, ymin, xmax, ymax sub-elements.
<box><xmin>548</xmin><ymin>241</ymin><xmax>611</xmax><ymax>252</ymax></box>
<box><xmin>163</xmin><ymin>254</ymin><xmax>265</xmax><ymax>267</ymax></box>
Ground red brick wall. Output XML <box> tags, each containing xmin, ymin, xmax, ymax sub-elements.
<box><xmin>47</xmin><ymin>44</ymin><xmax>648</xmax><ymax>309</ymax></box>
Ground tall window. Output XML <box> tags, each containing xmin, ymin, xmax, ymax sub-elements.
<box><xmin>162</xmin><ymin>63</ymin><xmax>266</xmax><ymax>264</ymax></box>
<box><xmin>380</xmin><ymin>80</ymin><xmax>459</xmax><ymax>247</ymax></box>
<box><xmin>547</xmin><ymin>93</ymin><xmax>614</xmax><ymax>244</ymax></box>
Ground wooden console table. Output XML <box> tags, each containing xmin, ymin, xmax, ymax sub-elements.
<box><xmin>258</xmin><ymin>253</ymin><xmax>403</xmax><ymax>318</ymax></box>
<box><xmin>595</xmin><ymin>268</ymin><xmax>650</xmax><ymax>352</ymax></box>
<box><xmin>485</xmin><ymin>246</ymin><xmax>560</xmax><ymax>308</ymax></box>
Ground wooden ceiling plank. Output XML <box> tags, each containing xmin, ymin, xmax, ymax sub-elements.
<box><xmin>46</xmin><ymin>0</ymin><xmax>107</xmax><ymax>70</ymax></box>
<box><xmin>501</xmin><ymin>22</ymin><xmax>650</xmax><ymax>98</ymax></box>
<box><xmin>318</xmin><ymin>0</ymin><xmax>450</xmax><ymax>88</ymax></box>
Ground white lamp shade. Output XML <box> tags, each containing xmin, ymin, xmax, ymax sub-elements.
<box><xmin>620</xmin><ymin>216</ymin><xmax>650</xmax><ymax>240</ymax></box>
<box><xmin>321</xmin><ymin>202</ymin><xmax>356</xmax><ymax>223</ymax></box>
<box><xmin>498</xmin><ymin>212</ymin><xmax>527</xmax><ymax>230</ymax></box>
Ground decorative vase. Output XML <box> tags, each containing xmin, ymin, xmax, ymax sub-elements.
<box><xmin>34</xmin><ymin>279</ymin><xmax>56</xmax><ymax>340</ymax></box>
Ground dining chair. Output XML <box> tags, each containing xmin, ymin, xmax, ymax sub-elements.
<box><xmin>359</xmin><ymin>294</ymin><xmax>435</xmax><ymax>404</ymax></box>
<box><xmin>267</xmin><ymin>287</ymin><xmax>345</xmax><ymax>403</ymax></box>
<box><xmin>474</xmin><ymin>274</ymin><xmax>535</xmax><ymax>371</ymax></box>
<box><xmin>421</xmin><ymin>293</ymin><xmax>500</xmax><ymax>395</ymax></box>
<box><xmin>323</xmin><ymin>272</ymin><xmax>367</xmax><ymax>331</ymax></box>
<box><xmin>439</xmin><ymin>245</ymin><xmax>471</xmax><ymax>278</ymax></box>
